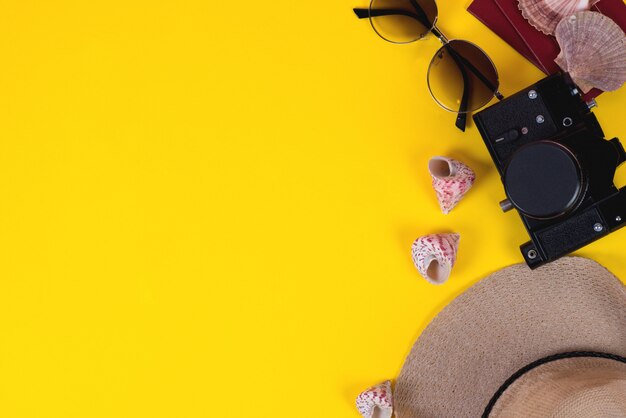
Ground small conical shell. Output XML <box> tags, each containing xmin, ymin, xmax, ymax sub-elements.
<box><xmin>411</xmin><ymin>233</ymin><xmax>460</xmax><ymax>285</ymax></box>
<box><xmin>356</xmin><ymin>380</ymin><xmax>393</xmax><ymax>418</ymax></box>
<box><xmin>518</xmin><ymin>0</ymin><xmax>600</xmax><ymax>35</ymax></box>
<box><xmin>429</xmin><ymin>157</ymin><xmax>475</xmax><ymax>215</ymax></box>
<box><xmin>555</xmin><ymin>11</ymin><xmax>626</xmax><ymax>93</ymax></box>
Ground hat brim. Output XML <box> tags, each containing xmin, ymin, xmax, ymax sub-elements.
<box><xmin>484</xmin><ymin>351</ymin><xmax>626</xmax><ymax>417</ymax></box>
<box><xmin>395</xmin><ymin>257</ymin><xmax>626</xmax><ymax>418</ymax></box>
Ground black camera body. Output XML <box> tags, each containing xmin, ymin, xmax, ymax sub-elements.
<box><xmin>474</xmin><ymin>73</ymin><xmax>626</xmax><ymax>269</ymax></box>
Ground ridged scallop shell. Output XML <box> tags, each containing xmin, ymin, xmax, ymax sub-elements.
<box><xmin>411</xmin><ymin>233</ymin><xmax>460</xmax><ymax>285</ymax></box>
<box><xmin>555</xmin><ymin>11</ymin><xmax>626</xmax><ymax>93</ymax></box>
<box><xmin>429</xmin><ymin>157</ymin><xmax>476</xmax><ymax>215</ymax></box>
<box><xmin>518</xmin><ymin>0</ymin><xmax>600</xmax><ymax>35</ymax></box>
<box><xmin>356</xmin><ymin>380</ymin><xmax>393</xmax><ymax>418</ymax></box>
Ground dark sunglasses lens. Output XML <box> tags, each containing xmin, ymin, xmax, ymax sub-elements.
<box><xmin>369</xmin><ymin>0</ymin><xmax>438</xmax><ymax>43</ymax></box>
<box><xmin>427</xmin><ymin>40</ymin><xmax>499</xmax><ymax>112</ymax></box>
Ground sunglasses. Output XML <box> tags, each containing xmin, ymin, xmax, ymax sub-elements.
<box><xmin>354</xmin><ymin>0</ymin><xmax>504</xmax><ymax>131</ymax></box>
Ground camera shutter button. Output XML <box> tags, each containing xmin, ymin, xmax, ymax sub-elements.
<box><xmin>504</xmin><ymin>142</ymin><xmax>583</xmax><ymax>220</ymax></box>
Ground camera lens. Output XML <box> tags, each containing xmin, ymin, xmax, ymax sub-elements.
<box><xmin>504</xmin><ymin>142</ymin><xmax>583</xmax><ymax>220</ymax></box>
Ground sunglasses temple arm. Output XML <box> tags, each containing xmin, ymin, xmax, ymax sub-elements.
<box><xmin>448</xmin><ymin>47</ymin><xmax>499</xmax><ymax>94</ymax></box>
<box><xmin>455</xmin><ymin>94</ymin><xmax>469</xmax><ymax>132</ymax></box>
<box><xmin>353</xmin><ymin>8</ymin><xmax>370</xmax><ymax>19</ymax></box>
<box><xmin>446</xmin><ymin>46</ymin><xmax>470</xmax><ymax>131</ymax></box>
<box><xmin>352</xmin><ymin>8</ymin><xmax>432</xmax><ymax>29</ymax></box>
<box><xmin>407</xmin><ymin>0</ymin><xmax>438</xmax><ymax>32</ymax></box>
<box><xmin>456</xmin><ymin>111</ymin><xmax>468</xmax><ymax>133</ymax></box>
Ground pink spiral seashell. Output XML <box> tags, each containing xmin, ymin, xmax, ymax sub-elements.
<box><xmin>429</xmin><ymin>157</ymin><xmax>476</xmax><ymax>215</ymax></box>
<box><xmin>356</xmin><ymin>380</ymin><xmax>393</xmax><ymax>418</ymax></box>
<box><xmin>411</xmin><ymin>233</ymin><xmax>460</xmax><ymax>285</ymax></box>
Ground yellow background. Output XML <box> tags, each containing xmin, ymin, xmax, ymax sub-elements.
<box><xmin>0</xmin><ymin>1</ymin><xmax>624</xmax><ymax>417</ymax></box>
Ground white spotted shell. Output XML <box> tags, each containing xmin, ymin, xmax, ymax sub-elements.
<box><xmin>518</xmin><ymin>0</ymin><xmax>600</xmax><ymax>35</ymax></box>
<box><xmin>429</xmin><ymin>157</ymin><xmax>476</xmax><ymax>215</ymax></box>
<box><xmin>555</xmin><ymin>11</ymin><xmax>626</xmax><ymax>93</ymax></box>
<box><xmin>411</xmin><ymin>233</ymin><xmax>460</xmax><ymax>285</ymax></box>
<box><xmin>356</xmin><ymin>380</ymin><xmax>393</xmax><ymax>418</ymax></box>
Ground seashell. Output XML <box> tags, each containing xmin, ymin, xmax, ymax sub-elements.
<box><xmin>429</xmin><ymin>157</ymin><xmax>476</xmax><ymax>215</ymax></box>
<box><xmin>554</xmin><ymin>11</ymin><xmax>626</xmax><ymax>93</ymax></box>
<box><xmin>356</xmin><ymin>380</ymin><xmax>393</xmax><ymax>418</ymax></box>
<box><xmin>518</xmin><ymin>0</ymin><xmax>600</xmax><ymax>35</ymax></box>
<box><xmin>411</xmin><ymin>233</ymin><xmax>460</xmax><ymax>285</ymax></box>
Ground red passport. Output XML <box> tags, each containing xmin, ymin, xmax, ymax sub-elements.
<box><xmin>468</xmin><ymin>0</ymin><xmax>626</xmax><ymax>100</ymax></box>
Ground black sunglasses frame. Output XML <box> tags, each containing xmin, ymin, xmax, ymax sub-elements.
<box><xmin>354</xmin><ymin>0</ymin><xmax>504</xmax><ymax>131</ymax></box>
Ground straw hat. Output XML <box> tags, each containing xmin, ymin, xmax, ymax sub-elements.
<box><xmin>357</xmin><ymin>257</ymin><xmax>626</xmax><ymax>418</ymax></box>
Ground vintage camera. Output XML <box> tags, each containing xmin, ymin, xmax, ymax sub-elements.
<box><xmin>473</xmin><ymin>73</ymin><xmax>626</xmax><ymax>269</ymax></box>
